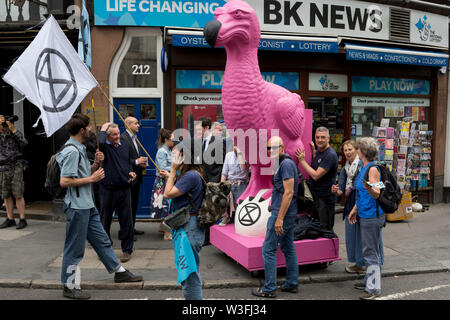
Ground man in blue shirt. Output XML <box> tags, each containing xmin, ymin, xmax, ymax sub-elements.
<box><xmin>220</xmin><ymin>146</ymin><xmax>249</xmax><ymax>225</ymax></box>
<box><xmin>296</xmin><ymin>127</ymin><xmax>338</xmax><ymax>230</ymax></box>
<box><xmin>57</xmin><ymin>114</ymin><xmax>142</xmax><ymax>300</ymax></box>
<box><xmin>252</xmin><ymin>136</ymin><xmax>299</xmax><ymax>298</ymax></box>
<box><xmin>99</xmin><ymin>122</ymin><xmax>136</xmax><ymax>263</ymax></box>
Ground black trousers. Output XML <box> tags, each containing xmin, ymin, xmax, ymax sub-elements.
<box><xmin>130</xmin><ymin>182</ymin><xmax>141</xmax><ymax>229</ymax></box>
<box><xmin>99</xmin><ymin>186</ymin><xmax>134</xmax><ymax>254</ymax></box>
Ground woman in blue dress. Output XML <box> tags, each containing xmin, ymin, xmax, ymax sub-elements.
<box><xmin>149</xmin><ymin>128</ymin><xmax>174</xmax><ymax>239</ymax></box>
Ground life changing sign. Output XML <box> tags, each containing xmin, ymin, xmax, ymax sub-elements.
<box><xmin>96</xmin><ymin>0</ymin><xmax>389</xmax><ymax>41</ymax></box>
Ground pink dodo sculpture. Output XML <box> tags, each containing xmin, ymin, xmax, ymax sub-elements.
<box><xmin>204</xmin><ymin>0</ymin><xmax>309</xmax><ymax>202</ymax></box>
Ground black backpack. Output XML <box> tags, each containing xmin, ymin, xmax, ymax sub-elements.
<box><xmin>44</xmin><ymin>144</ymin><xmax>81</xmax><ymax>199</ymax></box>
<box><xmin>364</xmin><ymin>163</ymin><xmax>402</xmax><ymax>215</ymax></box>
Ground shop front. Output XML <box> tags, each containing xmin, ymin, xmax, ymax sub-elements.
<box><xmin>92</xmin><ymin>0</ymin><xmax>448</xmax><ymax>204</ymax></box>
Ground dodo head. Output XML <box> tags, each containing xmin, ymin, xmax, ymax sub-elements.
<box><xmin>203</xmin><ymin>0</ymin><xmax>260</xmax><ymax>49</ymax></box>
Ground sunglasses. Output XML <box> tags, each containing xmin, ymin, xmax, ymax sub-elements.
<box><xmin>267</xmin><ymin>145</ymin><xmax>282</xmax><ymax>151</ymax></box>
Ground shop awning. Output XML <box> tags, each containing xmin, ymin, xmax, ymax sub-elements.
<box><xmin>345</xmin><ymin>44</ymin><xmax>449</xmax><ymax>67</ymax></box>
<box><xmin>168</xmin><ymin>29</ymin><xmax>338</xmax><ymax>53</ymax></box>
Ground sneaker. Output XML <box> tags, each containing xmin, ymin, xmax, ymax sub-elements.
<box><xmin>360</xmin><ymin>292</ymin><xmax>380</xmax><ymax>300</ymax></box>
<box><xmin>62</xmin><ymin>287</ymin><xmax>91</xmax><ymax>300</ymax></box>
<box><xmin>354</xmin><ymin>282</ymin><xmax>365</xmax><ymax>290</ymax></box>
<box><xmin>219</xmin><ymin>215</ymin><xmax>230</xmax><ymax>226</ymax></box>
<box><xmin>120</xmin><ymin>252</ymin><xmax>131</xmax><ymax>263</ymax></box>
<box><xmin>16</xmin><ymin>219</ymin><xmax>27</xmax><ymax>230</ymax></box>
<box><xmin>346</xmin><ymin>265</ymin><xmax>366</xmax><ymax>274</ymax></box>
<box><xmin>0</xmin><ymin>219</ymin><xmax>16</xmax><ymax>229</ymax></box>
<box><xmin>278</xmin><ymin>285</ymin><xmax>298</xmax><ymax>293</ymax></box>
<box><xmin>114</xmin><ymin>269</ymin><xmax>143</xmax><ymax>283</ymax></box>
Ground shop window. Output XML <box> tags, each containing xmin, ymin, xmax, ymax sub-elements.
<box><xmin>117</xmin><ymin>36</ymin><xmax>157</xmax><ymax>88</ymax></box>
<box><xmin>118</xmin><ymin>103</ymin><xmax>134</xmax><ymax>118</ymax></box>
<box><xmin>351</xmin><ymin>97</ymin><xmax>431</xmax><ymax>192</ymax></box>
<box><xmin>309</xmin><ymin>97</ymin><xmax>345</xmax><ymax>154</ymax></box>
<box><xmin>141</xmin><ymin>104</ymin><xmax>156</xmax><ymax>120</ymax></box>
<box><xmin>175</xmin><ymin>93</ymin><xmax>223</xmax><ymax>138</ymax></box>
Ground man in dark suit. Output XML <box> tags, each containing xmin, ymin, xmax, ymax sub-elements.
<box><xmin>197</xmin><ymin>117</ymin><xmax>228</xmax><ymax>246</ymax></box>
<box><xmin>121</xmin><ymin>117</ymin><xmax>148</xmax><ymax>237</ymax></box>
<box><xmin>198</xmin><ymin>117</ymin><xmax>227</xmax><ymax>183</ymax></box>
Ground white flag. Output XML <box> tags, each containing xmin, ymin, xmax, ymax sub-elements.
<box><xmin>2</xmin><ymin>15</ymin><xmax>98</xmax><ymax>137</ymax></box>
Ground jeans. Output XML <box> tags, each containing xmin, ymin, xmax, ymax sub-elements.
<box><xmin>231</xmin><ymin>182</ymin><xmax>248</xmax><ymax>208</ymax></box>
<box><xmin>61</xmin><ymin>206</ymin><xmax>120</xmax><ymax>287</ymax></box>
<box><xmin>345</xmin><ymin>215</ymin><xmax>385</xmax><ymax>267</ymax></box>
<box><xmin>181</xmin><ymin>216</ymin><xmax>205</xmax><ymax>300</ymax></box>
<box><xmin>360</xmin><ymin>214</ymin><xmax>385</xmax><ymax>294</ymax></box>
<box><xmin>262</xmin><ymin>213</ymin><xmax>299</xmax><ymax>293</ymax></box>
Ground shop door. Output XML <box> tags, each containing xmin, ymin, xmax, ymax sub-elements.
<box><xmin>308</xmin><ymin>97</ymin><xmax>347</xmax><ymax>155</ymax></box>
<box><xmin>114</xmin><ymin>98</ymin><xmax>161</xmax><ymax>219</ymax></box>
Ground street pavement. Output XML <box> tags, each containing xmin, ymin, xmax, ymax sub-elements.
<box><xmin>0</xmin><ymin>203</ymin><xmax>449</xmax><ymax>292</ymax></box>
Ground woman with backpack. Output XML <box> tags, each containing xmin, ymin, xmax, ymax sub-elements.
<box><xmin>332</xmin><ymin>140</ymin><xmax>384</xmax><ymax>274</ymax></box>
<box><xmin>348</xmin><ymin>137</ymin><xmax>385</xmax><ymax>300</ymax></box>
<box><xmin>162</xmin><ymin>143</ymin><xmax>206</xmax><ymax>300</ymax></box>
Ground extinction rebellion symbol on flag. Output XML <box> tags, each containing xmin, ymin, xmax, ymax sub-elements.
<box><xmin>35</xmin><ymin>48</ymin><xmax>78</xmax><ymax>113</ymax></box>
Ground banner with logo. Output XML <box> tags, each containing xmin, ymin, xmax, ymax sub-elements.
<box><xmin>410</xmin><ymin>11</ymin><xmax>448</xmax><ymax>49</ymax></box>
<box><xmin>352</xmin><ymin>76</ymin><xmax>430</xmax><ymax>95</ymax></box>
<box><xmin>95</xmin><ymin>1</ymin><xmax>448</xmax><ymax>48</ymax></box>
<box><xmin>96</xmin><ymin>0</ymin><xmax>389</xmax><ymax>41</ymax></box>
<box><xmin>2</xmin><ymin>15</ymin><xmax>98</xmax><ymax>137</ymax></box>
<box><xmin>309</xmin><ymin>73</ymin><xmax>347</xmax><ymax>92</ymax></box>
<box><xmin>176</xmin><ymin>70</ymin><xmax>299</xmax><ymax>90</ymax></box>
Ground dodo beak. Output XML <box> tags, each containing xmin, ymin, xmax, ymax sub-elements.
<box><xmin>203</xmin><ymin>20</ymin><xmax>222</xmax><ymax>47</ymax></box>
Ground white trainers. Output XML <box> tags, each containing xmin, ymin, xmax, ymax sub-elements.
<box><xmin>219</xmin><ymin>215</ymin><xmax>230</xmax><ymax>226</ymax></box>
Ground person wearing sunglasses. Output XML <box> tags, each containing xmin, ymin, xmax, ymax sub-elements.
<box><xmin>252</xmin><ymin>136</ymin><xmax>299</xmax><ymax>298</ymax></box>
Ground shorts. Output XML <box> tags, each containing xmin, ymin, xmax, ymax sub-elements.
<box><xmin>0</xmin><ymin>163</ymin><xmax>24</xmax><ymax>199</ymax></box>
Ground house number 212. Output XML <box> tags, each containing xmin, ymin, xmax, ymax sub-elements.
<box><xmin>132</xmin><ymin>65</ymin><xmax>151</xmax><ymax>75</ymax></box>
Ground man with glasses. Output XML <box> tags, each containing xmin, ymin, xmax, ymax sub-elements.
<box><xmin>251</xmin><ymin>136</ymin><xmax>299</xmax><ymax>298</ymax></box>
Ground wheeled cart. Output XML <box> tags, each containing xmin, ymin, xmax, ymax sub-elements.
<box><xmin>210</xmin><ymin>224</ymin><xmax>340</xmax><ymax>273</ymax></box>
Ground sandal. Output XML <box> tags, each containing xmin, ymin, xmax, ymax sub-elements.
<box><xmin>251</xmin><ymin>287</ymin><xmax>276</xmax><ymax>298</ymax></box>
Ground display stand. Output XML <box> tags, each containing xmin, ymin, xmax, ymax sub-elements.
<box><xmin>210</xmin><ymin>224</ymin><xmax>340</xmax><ymax>272</ymax></box>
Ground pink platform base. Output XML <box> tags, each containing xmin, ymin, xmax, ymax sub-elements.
<box><xmin>210</xmin><ymin>224</ymin><xmax>341</xmax><ymax>272</ymax></box>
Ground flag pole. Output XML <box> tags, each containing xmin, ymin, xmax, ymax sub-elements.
<box><xmin>96</xmin><ymin>85</ymin><xmax>161</xmax><ymax>172</ymax></box>
<box><xmin>91</xmin><ymin>97</ymin><xmax>100</xmax><ymax>150</ymax></box>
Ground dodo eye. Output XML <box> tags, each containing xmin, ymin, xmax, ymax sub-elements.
<box><xmin>234</xmin><ymin>10</ymin><xmax>242</xmax><ymax>17</ymax></box>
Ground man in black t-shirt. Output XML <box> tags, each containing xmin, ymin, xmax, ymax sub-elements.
<box><xmin>296</xmin><ymin>127</ymin><xmax>338</xmax><ymax>230</ymax></box>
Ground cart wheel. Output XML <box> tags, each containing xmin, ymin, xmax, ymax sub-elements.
<box><xmin>250</xmin><ymin>271</ymin><xmax>261</xmax><ymax>278</ymax></box>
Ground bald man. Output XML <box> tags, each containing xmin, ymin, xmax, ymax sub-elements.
<box><xmin>121</xmin><ymin>117</ymin><xmax>148</xmax><ymax>236</ymax></box>
<box><xmin>252</xmin><ymin>136</ymin><xmax>299</xmax><ymax>298</ymax></box>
